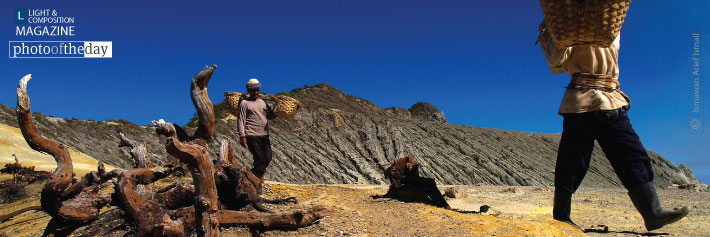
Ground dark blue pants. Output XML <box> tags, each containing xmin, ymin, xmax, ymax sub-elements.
<box><xmin>555</xmin><ymin>109</ymin><xmax>654</xmax><ymax>193</ymax></box>
<box><xmin>246</xmin><ymin>135</ymin><xmax>273</xmax><ymax>178</ymax></box>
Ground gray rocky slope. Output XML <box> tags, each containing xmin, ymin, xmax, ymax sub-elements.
<box><xmin>0</xmin><ymin>83</ymin><xmax>700</xmax><ymax>188</ymax></box>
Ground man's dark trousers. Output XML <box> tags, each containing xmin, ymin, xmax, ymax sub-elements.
<box><xmin>555</xmin><ymin>109</ymin><xmax>654</xmax><ymax>193</ymax></box>
<box><xmin>246</xmin><ymin>135</ymin><xmax>273</xmax><ymax>178</ymax></box>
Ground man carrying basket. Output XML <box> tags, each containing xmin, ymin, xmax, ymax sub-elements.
<box><xmin>539</xmin><ymin>0</ymin><xmax>689</xmax><ymax>232</ymax></box>
<box><xmin>237</xmin><ymin>78</ymin><xmax>278</xmax><ymax>179</ymax></box>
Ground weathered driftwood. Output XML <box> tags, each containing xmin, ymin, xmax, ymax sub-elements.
<box><xmin>217</xmin><ymin>205</ymin><xmax>332</xmax><ymax>230</ymax></box>
<box><xmin>13</xmin><ymin>69</ymin><xmax>331</xmax><ymax>236</ymax></box>
<box><xmin>0</xmin><ymin>205</ymin><xmax>42</xmax><ymax>223</ymax></box>
<box><xmin>214</xmin><ymin>139</ymin><xmax>297</xmax><ymax>213</ymax></box>
<box><xmin>0</xmin><ymin>159</ymin><xmax>51</xmax><ymax>184</ymax></box>
<box><xmin>111</xmin><ymin>166</ymin><xmax>185</xmax><ymax>235</ymax></box>
<box><xmin>153</xmin><ymin>65</ymin><xmax>221</xmax><ymax>236</ymax></box>
<box><xmin>116</xmin><ymin>132</ymin><xmax>186</xmax><ymax>203</ymax></box>
<box><xmin>16</xmin><ymin>74</ymin><xmax>113</xmax><ymax>236</ymax></box>
<box><xmin>171</xmin><ymin>205</ymin><xmax>333</xmax><ymax>235</ymax></box>
<box><xmin>151</xmin><ymin>66</ymin><xmax>328</xmax><ymax>235</ymax></box>
<box><xmin>118</xmin><ymin>133</ymin><xmax>152</xmax><ymax>169</ymax></box>
<box><xmin>70</xmin><ymin>209</ymin><xmax>129</xmax><ymax>236</ymax></box>
<box><xmin>114</xmin><ymin>167</ymin><xmax>184</xmax><ymax>236</ymax></box>
<box><xmin>375</xmin><ymin>155</ymin><xmax>451</xmax><ymax>209</ymax></box>
<box><xmin>1</xmin><ymin>154</ymin><xmax>22</xmax><ymax>180</ymax></box>
<box><xmin>155</xmin><ymin>181</ymin><xmax>196</xmax><ymax>209</ymax></box>
<box><xmin>113</xmin><ymin>121</ymin><xmax>193</xmax><ymax>235</ymax></box>
<box><xmin>217</xmin><ymin>139</ymin><xmax>236</xmax><ymax>165</ymax></box>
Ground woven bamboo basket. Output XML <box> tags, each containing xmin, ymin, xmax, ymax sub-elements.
<box><xmin>224</xmin><ymin>91</ymin><xmax>245</xmax><ymax>115</ymax></box>
<box><xmin>540</xmin><ymin>0</ymin><xmax>631</xmax><ymax>48</ymax></box>
<box><xmin>273</xmin><ymin>95</ymin><xmax>302</xmax><ymax>120</ymax></box>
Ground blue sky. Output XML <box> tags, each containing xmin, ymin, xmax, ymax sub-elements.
<box><xmin>2</xmin><ymin>1</ymin><xmax>709</xmax><ymax>183</ymax></box>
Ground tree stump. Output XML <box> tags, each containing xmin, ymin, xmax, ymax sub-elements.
<box><xmin>214</xmin><ymin>139</ymin><xmax>297</xmax><ymax>213</ymax></box>
<box><xmin>0</xmin><ymin>156</ymin><xmax>51</xmax><ymax>184</ymax></box>
<box><xmin>376</xmin><ymin>155</ymin><xmax>451</xmax><ymax>209</ymax></box>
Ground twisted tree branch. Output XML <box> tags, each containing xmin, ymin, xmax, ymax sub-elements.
<box><xmin>16</xmin><ymin>74</ymin><xmax>111</xmax><ymax>236</ymax></box>
<box><xmin>153</xmin><ymin>65</ymin><xmax>220</xmax><ymax>236</ymax></box>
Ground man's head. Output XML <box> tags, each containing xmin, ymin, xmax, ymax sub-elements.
<box><xmin>246</xmin><ymin>78</ymin><xmax>261</xmax><ymax>98</ymax></box>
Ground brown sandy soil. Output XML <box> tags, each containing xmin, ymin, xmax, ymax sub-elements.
<box><xmin>1</xmin><ymin>180</ymin><xmax>707</xmax><ymax>236</ymax></box>
<box><xmin>0</xmin><ymin>182</ymin><xmax>48</xmax><ymax>236</ymax></box>
<box><xmin>1</xmin><ymin>123</ymin><xmax>706</xmax><ymax>236</ymax></box>
<box><xmin>0</xmin><ymin>181</ymin><xmax>582</xmax><ymax>237</ymax></box>
<box><xmin>444</xmin><ymin>185</ymin><xmax>709</xmax><ymax>237</ymax></box>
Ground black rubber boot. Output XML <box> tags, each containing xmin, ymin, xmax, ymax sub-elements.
<box><xmin>628</xmin><ymin>182</ymin><xmax>690</xmax><ymax>231</ymax></box>
<box><xmin>250</xmin><ymin>168</ymin><xmax>264</xmax><ymax>180</ymax></box>
<box><xmin>553</xmin><ymin>188</ymin><xmax>583</xmax><ymax>230</ymax></box>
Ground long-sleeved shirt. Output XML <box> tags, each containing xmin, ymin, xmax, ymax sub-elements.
<box><xmin>236</xmin><ymin>98</ymin><xmax>276</xmax><ymax>137</ymax></box>
<box><xmin>544</xmin><ymin>35</ymin><xmax>629</xmax><ymax>114</ymax></box>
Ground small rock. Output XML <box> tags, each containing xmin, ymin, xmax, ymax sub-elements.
<box><xmin>480</xmin><ymin>205</ymin><xmax>490</xmax><ymax>213</ymax></box>
<box><xmin>444</xmin><ymin>187</ymin><xmax>457</xmax><ymax>198</ymax></box>
<box><xmin>679</xmin><ymin>183</ymin><xmax>697</xmax><ymax>190</ymax></box>
<box><xmin>595</xmin><ymin>224</ymin><xmax>610</xmax><ymax>233</ymax></box>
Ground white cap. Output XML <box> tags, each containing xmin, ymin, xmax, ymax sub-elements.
<box><xmin>246</xmin><ymin>78</ymin><xmax>261</xmax><ymax>89</ymax></box>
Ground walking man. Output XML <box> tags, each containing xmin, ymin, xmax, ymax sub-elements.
<box><xmin>237</xmin><ymin>78</ymin><xmax>278</xmax><ymax>179</ymax></box>
<box><xmin>541</xmin><ymin>33</ymin><xmax>689</xmax><ymax>231</ymax></box>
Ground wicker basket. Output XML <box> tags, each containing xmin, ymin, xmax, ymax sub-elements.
<box><xmin>273</xmin><ymin>95</ymin><xmax>302</xmax><ymax>120</ymax></box>
<box><xmin>224</xmin><ymin>91</ymin><xmax>245</xmax><ymax>115</ymax></box>
<box><xmin>540</xmin><ymin>0</ymin><xmax>631</xmax><ymax>48</ymax></box>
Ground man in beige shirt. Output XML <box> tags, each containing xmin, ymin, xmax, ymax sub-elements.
<box><xmin>237</xmin><ymin>78</ymin><xmax>278</xmax><ymax>179</ymax></box>
<box><xmin>542</xmin><ymin>33</ymin><xmax>689</xmax><ymax>231</ymax></box>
